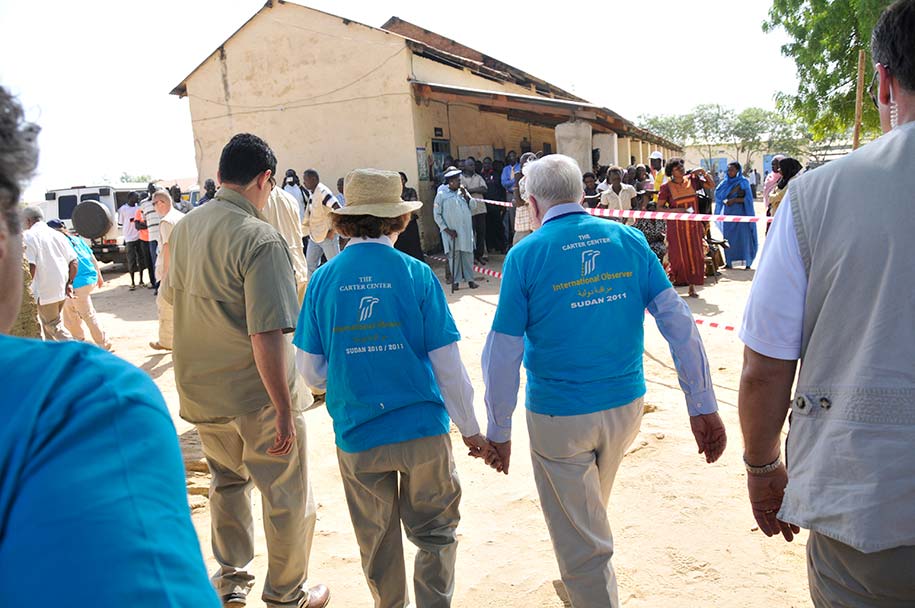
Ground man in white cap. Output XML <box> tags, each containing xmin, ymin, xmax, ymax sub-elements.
<box><xmin>294</xmin><ymin>168</ymin><xmax>497</xmax><ymax>608</ymax></box>
<box><xmin>434</xmin><ymin>166</ymin><xmax>477</xmax><ymax>290</ymax></box>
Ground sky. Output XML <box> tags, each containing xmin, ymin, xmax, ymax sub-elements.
<box><xmin>0</xmin><ymin>0</ymin><xmax>799</xmax><ymax>201</ymax></box>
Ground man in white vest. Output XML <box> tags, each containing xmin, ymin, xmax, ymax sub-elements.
<box><xmin>738</xmin><ymin>1</ymin><xmax>915</xmax><ymax>604</ymax></box>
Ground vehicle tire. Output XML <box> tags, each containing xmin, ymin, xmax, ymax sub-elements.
<box><xmin>72</xmin><ymin>199</ymin><xmax>113</xmax><ymax>239</ymax></box>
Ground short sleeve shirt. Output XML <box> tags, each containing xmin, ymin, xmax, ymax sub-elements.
<box><xmin>492</xmin><ymin>208</ymin><xmax>671</xmax><ymax>416</ymax></box>
<box><xmin>165</xmin><ymin>187</ymin><xmax>302</xmax><ymax>423</ymax></box>
<box><xmin>294</xmin><ymin>241</ymin><xmax>459</xmax><ymax>452</ymax></box>
<box><xmin>139</xmin><ymin>198</ymin><xmax>162</xmax><ymax>242</ymax></box>
<box><xmin>117</xmin><ymin>204</ymin><xmax>140</xmax><ymax>242</ymax></box>
<box><xmin>23</xmin><ymin>221</ymin><xmax>77</xmax><ymax>304</ymax></box>
<box><xmin>0</xmin><ymin>336</ymin><xmax>219</xmax><ymax>607</ymax></box>
<box><xmin>65</xmin><ymin>234</ymin><xmax>98</xmax><ymax>289</ymax></box>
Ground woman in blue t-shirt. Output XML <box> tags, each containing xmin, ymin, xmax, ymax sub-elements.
<box><xmin>294</xmin><ymin>168</ymin><xmax>499</xmax><ymax>607</ymax></box>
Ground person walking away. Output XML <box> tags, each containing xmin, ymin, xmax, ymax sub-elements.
<box><xmin>21</xmin><ymin>207</ymin><xmax>76</xmax><ymax>341</ymax></box>
<box><xmin>658</xmin><ymin>159</ymin><xmax>714</xmax><ymax>297</ymax></box>
<box><xmin>163</xmin><ymin>133</ymin><xmax>329</xmax><ymax>608</ymax></box>
<box><xmin>48</xmin><ymin>219</ymin><xmax>111</xmax><ymax>350</ymax></box>
<box><xmin>714</xmin><ymin>161</ymin><xmax>758</xmax><ymax>270</ymax></box>
<box><xmin>394</xmin><ymin>171</ymin><xmax>425</xmax><ymax>262</ymax></box>
<box><xmin>434</xmin><ymin>167</ymin><xmax>477</xmax><ymax>291</ymax></box>
<box><xmin>738</xmin><ymin>3</ymin><xmax>915</xmax><ymax>605</ymax></box>
<box><xmin>460</xmin><ymin>159</ymin><xmax>489</xmax><ymax>264</ymax></box>
<box><xmin>149</xmin><ymin>190</ymin><xmax>184</xmax><ymax>351</ymax></box>
<box><xmin>303</xmin><ymin>169</ymin><xmax>340</xmax><ymax>277</ymax></box>
<box><xmin>483</xmin><ymin>154</ymin><xmax>726</xmax><ymax>608</ymax></box>
<box><xmin>118</xmin><ymin>191</ymin><xmax>147</xmax><ymax>290</ymax></box>
<box><xmin>263</xmin><ymin>185</ymin><xmax>309</xmax><ymax>303</ymax></box>
<box><xmin>0</xmin><ymin>85</ymin><xmax>220</xmax><ymax>608</ymax></box>
<box><xmin>295</xmin><ymin>168</ymin><xmax>497</xmax><ymax>608</ymax></box>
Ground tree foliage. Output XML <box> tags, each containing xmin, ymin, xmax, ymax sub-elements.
<box><xmin>120</xmin><ymin>172</ymin><xmax>152</xmax><ymax>184</ymax></box>
<box><xmin>763</xmin><ymin>0</ymin><xmax>890</xmax><ymax>139</ymax></box>
<box><xmin>638</xmin><ymin>105</ymin><xmax>806</xmax><ymax>169</ymax></box>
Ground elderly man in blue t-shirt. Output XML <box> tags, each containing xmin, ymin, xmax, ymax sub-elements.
<box><xmin>482</xmin><ymin>154</ymin><xmax>727</xmax><ymax>607</ymax></box>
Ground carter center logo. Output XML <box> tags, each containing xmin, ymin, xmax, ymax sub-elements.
<box><xmin>358</xmin><ymin>296</ymin><xmax>380</xmax><ymax>322</ymax></box>
<box><xmin>581</xmin><ymin>250</ymin><xmax>600</xmax><ymax>277</ymax></box>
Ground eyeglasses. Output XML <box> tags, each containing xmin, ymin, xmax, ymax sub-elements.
<box><xmin>869</xmin><ymin>64</ymin><xmax>889</xmax><ymax>110</ymax></box>
<box><xmin>268</xmin><ymin>174</ymin><xmax>276</xmax><ymax>189</ymax></box>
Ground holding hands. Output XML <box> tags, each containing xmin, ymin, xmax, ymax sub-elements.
<box><xmin>462</xmin><ymin>434</ymin><xmax>509</xmax><ymax>474</ymax></box>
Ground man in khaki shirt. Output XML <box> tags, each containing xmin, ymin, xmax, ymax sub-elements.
<box><xmin>164</xmin><ymin>133</ymin><xmax>329</xmax><ymax>608</ymax></box>
<box><xmin>263</xmin><ymin>186</ymin><xmax>308</xmax><ymax>302</ymax></box>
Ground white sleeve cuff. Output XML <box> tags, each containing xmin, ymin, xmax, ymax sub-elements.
<box><xmin>429</xmin><ymin>343</ymin><xmax>481</xmax><ymax>437</ymax></box>
<box><xmin>294</xmin><ymin>348</ymin><xmax>327</xmax><ymax>394</ymax></box>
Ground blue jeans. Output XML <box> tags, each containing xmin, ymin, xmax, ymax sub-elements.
<box><xmin>306</xmin><ymin>235</ymin><xmax>340</xmax><ymax>277</ymax></box>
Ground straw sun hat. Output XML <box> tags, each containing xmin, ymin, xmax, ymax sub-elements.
<box><xmin>332</xmin><ymin>169</ymin><xmax>422</xmax><ymax>218</ymax></box>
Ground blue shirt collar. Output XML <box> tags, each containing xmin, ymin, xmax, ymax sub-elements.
<box><xmin>542</xmin><ymin>202</ymin><xmax>587</xmax><ymax>223</ymax></box>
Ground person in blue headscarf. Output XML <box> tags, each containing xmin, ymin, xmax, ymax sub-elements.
<box><xmin>714</xmin><ymin>161</ymin><xmax>758</xmax><ymax>269</ymax></box>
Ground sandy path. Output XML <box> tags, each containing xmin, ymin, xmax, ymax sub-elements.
<box><xmin>90</xmin><ymin>214</ymin><xmax>810</xmax><ymax>607</ymax></box>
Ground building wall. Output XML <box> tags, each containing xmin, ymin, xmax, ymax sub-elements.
<box><xmin>681</xmin><ymin>144</ymin><xmax>805</xmax><ymax>181</ymax></box>
<box><xmin>411</xmin><ymin>98</ymin><xmax>557</xmax><ymax>249</ymax></box>
<box><xmin>182</xmin><ymin>3</ymin><xmax>418</xmax><ymax>193</ymax></box>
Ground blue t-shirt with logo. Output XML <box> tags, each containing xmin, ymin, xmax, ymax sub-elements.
<box><xmin>66</xmin><ymin>234</ymin><xmax>98</xmax><ymax>289</ymax></box>
<box><xmin>0</xmin><ymin>336</ymin><xmax>219</xmax><ymax>607</ymax></box>
<box><xmin>294</xmin><ymin>242</ymin><xmax>461</xmax><ymax>453</ymax></box>
<box><xmin>492</xmin><ymin>211</ymin><xmax>672</xmax><ymax>416</ymax></box>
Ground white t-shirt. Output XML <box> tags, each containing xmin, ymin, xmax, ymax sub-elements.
<box><xmin>23</xmin><ymin>221</ymin><xmax>78</xmax><ymax>304</ymax></box>
<box><xmin>739</xmin><ymin>193</ymin><xmax>806</xmax><ymax>360</ymax></box>
<box><xmin>307</xmin><ymin>182</ymin><xmax>338</xmax><ymax>242</ymax></box>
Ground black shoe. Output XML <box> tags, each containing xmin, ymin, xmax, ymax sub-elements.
<box><xmin>469</xmin><ymin>281</ymin><xmax>479</xmax><ymax>289</ymax></box>
<box><xmin>452</xmin><ymin>283</ymin><xmax>459</xmax><ymax>291</ymax></box>
<box><xmin>222</xmin><ymin>592</ymin><xmax>246</xmax><ymax>607</ymax></box>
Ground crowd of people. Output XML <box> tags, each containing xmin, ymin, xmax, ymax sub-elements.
<box><xmin>1</xmin><ymin>2</ymin><xmax>914</xmax><ymax>607</ymax></box>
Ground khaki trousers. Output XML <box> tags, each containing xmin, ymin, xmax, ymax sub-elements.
<box><xmin>807</xmin><ymin>531</ymin><xmax>915</xmax><ymax>607</ymax></box>
<box><xmin>196</xmin><ymin>405</ymin><xmax>316</xmax><ymax>608</ymax></box>
<box><xmin>63</xmin><ymin>284</ymin><xmax>108</xmax><ymax>347</ymax></box>
<box><xmin>155</xmin><ymin>289</ymin><xmax>173</xmax><ymax>349</ymax></box>
<box><xmin>527</xmin><ymin>398</ymin><xmax>643</xmax><ymax>608</ymax></box>
<box><xmin>37</xmin><ymin>300</ymin><xmax>71</xmax><ymax>341</ymax></box>
<box><xmin>336</xmin><ymin>434</ymin><xmax>462</xmax><ymax>608</ymax></box>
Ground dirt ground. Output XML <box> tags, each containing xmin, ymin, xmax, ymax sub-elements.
<box><xmin>89</xmin><ymin>212</ymin><xmax>810</xmax><ymax>607</ymax></box>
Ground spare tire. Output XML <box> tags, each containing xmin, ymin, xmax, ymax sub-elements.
<box><xmin>72</xmin><ymin>199</ymin><xmax>113</xmax><ymax>240</ymax></box>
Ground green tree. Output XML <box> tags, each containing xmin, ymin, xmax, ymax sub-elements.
<box><xmin>763</xmin><ymin>0</ymin><xmax>890</xmax><ymax>139</ymax></box>
<box><xmin>636</xmin><ymin>113</ymin><xmax>695</xmax><ymax>145</ymax></box>
<box><xmin>690</xmin><ymin>104</ymin><xmax>736</xmax><ymax>170</ymax></box>
<box><xmin>120</xmin><ymin>172</ymin><xmax>152</xmax><ymax>184</ymax></box>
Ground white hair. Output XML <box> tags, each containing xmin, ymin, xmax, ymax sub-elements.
<box><xmin>21</xmin><ymin>206</ymin><xmax>43</xmax><ymax>221</ymax></box>
<box><xmin>152</xmin><ymin>189</ymin><xmax>172</xmax><ymax>205</ymax></box>
<box><xmin>523</xmin><ymin>154</ymin><xmax>583</xmax><ymax>209</ymax></box>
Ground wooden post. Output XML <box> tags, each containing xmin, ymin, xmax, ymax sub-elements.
<box><xmin>853</xmin><ymin>49</ymin><xmax>866</xmax><ymax>150</ymax></box>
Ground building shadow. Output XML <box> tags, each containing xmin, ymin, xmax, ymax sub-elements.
<box><xmin>179</xmin><ymin>426</ymin><xmax>206</xmax><ymax>462</ymax></box>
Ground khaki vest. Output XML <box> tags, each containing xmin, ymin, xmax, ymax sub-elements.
<box><xmin>782</xmin><ymin>122</ymin><xmax>915</xmax><ymax>552</ymax></box>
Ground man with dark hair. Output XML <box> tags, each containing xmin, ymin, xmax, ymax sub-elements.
<box><xmin>302</xmin><ymin>168</ymin><xmax>340</xmax><ymax>277</ymax></box>
<box><xmin>197</xmin><ymin>178</ymin><xmax>217</xmax><ymax>207</ymax></box>
<box><xmin>0</xmin><ymin>86</ymin><xmax>220</xmax><ymax>608</ymax></box>
<box><xmin>118</xmin><ymin>191</ymin><xmax>147</xmax><ymax>290</ymax></box>
<box><xmin>165</xmin><ymin>133</ymin><xmax>329</xmax><ymax>608</ymax></box>
<box><xmin>739</xmin><ymin>2</ymin><xmax>915</xmax><ymax>605</ymax></box>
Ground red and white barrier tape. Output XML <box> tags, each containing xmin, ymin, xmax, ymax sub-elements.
<box><xmin>469</xmin><ymin>198</ymin><xmax>772</xmax><ymax>223</ymax></box>
<box><xmin>693</xmin><ymin>317</ymin><xmax>738</xmax><ymax>332</ymax></box>
<box><xmin>428</xmin><ymin>255</ymin><xmax>739</xmax><ymax>333</ymax></box>
<box><xmin>428</xmin><ymin>255</ymin><xmax>504</xmax><ymax>279</ymax></box>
